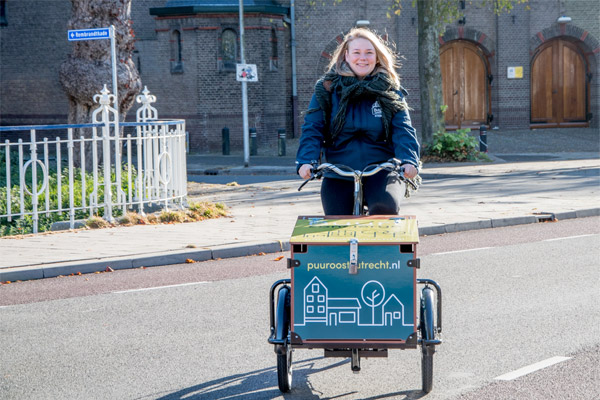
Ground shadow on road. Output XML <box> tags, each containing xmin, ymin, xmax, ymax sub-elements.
<box><xmin>151</xmin><ymin>356</ymin><xmax>426</xmax><ymax>400</ymax></box>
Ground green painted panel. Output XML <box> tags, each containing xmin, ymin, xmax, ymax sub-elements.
<box><xmin>292</xmin><ymin>244</ymin><xmax>415</xmax><ymax>341</ymax></box>
<box><xmin>290</xmin><ymin>216</ymin><xmax>419</xmax><ymax>244</ymax></box>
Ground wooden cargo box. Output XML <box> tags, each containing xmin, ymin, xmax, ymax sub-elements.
<box><xmin>289</xmin><ymin>215</ymin><xmax>420</xmax><ymax>346</ymax></box>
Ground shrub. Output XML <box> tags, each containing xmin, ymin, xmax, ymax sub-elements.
<box><xmin>86</xmin><ymin>215</ymin><xmax>111</xmax><ymax>229</ymax></box>
<box><xmin>159</xmin><ymin>210</ymin><xmax>184</xmax><ymax>223</ymax></box>
<box><xmin>118</xmin><ymin>212</ymin><xmax>147</xmax><ymax>226</ymax></box>
<box><xmin>423</xmin><ymin>129</ymin><xmax>490</xmax><ymax>162</ymax></box>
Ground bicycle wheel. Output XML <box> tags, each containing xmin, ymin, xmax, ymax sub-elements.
<box><xmin>421</xmin><ymin>346</ymin><xmax>433</xmax><ymax>393</ymax></box>
<box><xmin>277</xmin><ymin>343</ymin><xmax>293</xmax><ymax>392</ymax></box>
<box><xmin>275</xmin><ymin>286</ymin><xmax>292</xmax><ymax>392</ymax></box>
<box><xmin>420</xmin><ymin>287</ymin><xmax>435</xmax><ymax>393</ymax></box>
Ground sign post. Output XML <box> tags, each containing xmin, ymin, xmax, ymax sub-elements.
<box><xmin>238</xmin><ymin>0</ymin><xmax>250</xmax><ymax>167</ymax></box>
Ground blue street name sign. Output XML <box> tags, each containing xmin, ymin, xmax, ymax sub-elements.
<box><xmin>68</xmin><ymin>28</ymin><xmax>111</xmax><ymax>41</ymax></box>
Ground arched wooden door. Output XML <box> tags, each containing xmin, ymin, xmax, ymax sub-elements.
<box><xmin>531</xmin><ymin>39</ymin><xmax>589</xmax><ymax>127</ymax></box>
<box><xmin>440</xmin><ymin>40</ymin><xmax>490</xmax><ymax>129</ymax></box>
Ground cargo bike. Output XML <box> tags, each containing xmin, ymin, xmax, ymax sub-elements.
<box><xmin>268</xmin><ymin>160</ymin><xmax>443</xmax><ymax>393</ymax></box>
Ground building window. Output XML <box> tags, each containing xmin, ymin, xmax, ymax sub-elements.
<box><xmin>307</xmin><ymin>306</ymin><xmax>314</xmax><ymax>314</ymax></box>
<box><xmin>170</xmin><ymin>30</ymin><xmax>183</xmax><ymax>74</ymax></box>
<box><xmin>393</xmin><ymin>311</ymin><xmax>401</xmax><ymax>319</ymax></box>
<box><xmin>339</xmin><ymin>312</ymin><xmax>356</xmax><ymax>323</ymax></box>
<box><xmin>269</xmin><ymin>27</ymin><xmax>278</xmax><ymax>71</ymax></box>
<box><xmin>312</xmin><ymin>284</ymin><xmax>319</xmax><ymax>293</ymax></box>
<box><xmin>133</xmin><ymin>49</ymin><xmax>141</xmax><ymax>74</ymax></box>
<box><xmin>317</xmin><ymin>306</ymin><xmax>325</xmax><ymax>314</ymax></box>
<box><xmin>307</xmin><ymin>295</ymin><xmax>314</xmax><ymax>303</ymax></box>
<box><xmin>0</xmin><ymin>0</ymin><xmax>7</xmax><ymax>27</ymax></box>
<box><xmin>317</xmin><ymin>295</ymin><xmax>325</xmax><ymax>303</ymax></box>
<box><xmin>221</xmin><ymin>28</ymin><xmax>237</xmax><ymax>71</ymax></box>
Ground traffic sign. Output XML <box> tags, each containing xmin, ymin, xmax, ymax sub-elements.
<box><xmin>68</xmin><ymin>28</ymin><xmax>111</xmax><ymax>41</ymax></box>
<box><xmin>236</xmin><ymin>64</ymin><xmax>258</xmax><ymax>82</ymax></box>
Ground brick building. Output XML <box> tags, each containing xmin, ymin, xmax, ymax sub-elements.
<box><xmin>1</xmin><ymin>0</ymin><xmax>598</xmax><ymax>152</ymax></box>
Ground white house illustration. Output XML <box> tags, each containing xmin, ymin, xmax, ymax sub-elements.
<box><xmin>303</xmin><ymin>276</ymin><xmax>328</xmax><ymax>323</ymax></box>
<box><xmin>382</xmin><ymin>294</ymin><xmax>405</xmax><ymax>327</ymax></box>
<box><xmin>296</xmin><ymin>277</ymin><xmax>413</xmax><ymax>328</ymax></box>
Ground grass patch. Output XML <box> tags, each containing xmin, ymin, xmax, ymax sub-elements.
<box><xmin>86</xmin><ymin>216</ymin><xmax>111</xmax><ymax>229</ymax></box>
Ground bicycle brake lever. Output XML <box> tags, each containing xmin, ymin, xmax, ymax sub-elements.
<box><xmin>405</xmin><ymin>178</ymin><xmax>419</xmax><ymax>191</ymax></box>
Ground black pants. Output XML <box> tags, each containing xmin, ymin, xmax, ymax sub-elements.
<box><xmin>320</xmin><ymin>170</ymin><xmax>405</xmax><ymax>216</ymax></box>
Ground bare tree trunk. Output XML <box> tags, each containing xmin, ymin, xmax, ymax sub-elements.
<box><xmin>59</xmin><ymin>0</ymin><xmax>141</xmax><ymax>169</ymax></box>
<box><xmin>417</xmin><ymin>0</ymin><xmax>445</xmax><ymax>145</ymax></box>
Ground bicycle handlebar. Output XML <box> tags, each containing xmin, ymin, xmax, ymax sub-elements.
<box><xmin>298</xmin><ymin>159</ymin><xmax>419</xmax><ymax>191</ymax></box>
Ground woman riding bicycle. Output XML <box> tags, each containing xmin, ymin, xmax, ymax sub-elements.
<box><xmin>296</xmin><ymin>27</ymin><xmax>420</xmax><ymax>215</ymax></box>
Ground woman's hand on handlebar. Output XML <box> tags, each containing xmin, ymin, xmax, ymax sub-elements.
<box><xmin>402</xmin><ymin>163</ymin><xmax>418</xmax><ymax>179</ymax></box>
<box><xmin>298</xmin><ymin>164</ymin><xmax>313</xmax><ymax>180</ymax></box>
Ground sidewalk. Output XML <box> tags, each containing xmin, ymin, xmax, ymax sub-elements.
<box><xmin>1</xmin><ymin>154</ymin><xmax>598</xmax><ymax>282</ymax></box>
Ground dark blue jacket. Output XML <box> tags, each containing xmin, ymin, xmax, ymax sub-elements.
<box><xmin>296</xmin><ymin>90</ymin><xmax>420</xmax><ymax>176</ymax></box>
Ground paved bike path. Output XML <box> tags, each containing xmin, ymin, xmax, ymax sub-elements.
<box><xmin>1</xmin><ymin>158</ymin><xmax>598</xmax><ymax>282</ymax></box>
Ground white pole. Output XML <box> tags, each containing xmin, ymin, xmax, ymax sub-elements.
<box><xmin>239</xmin><ymin>0</ymin><xmax>250</xmax><ymax>167</ymax></box>
<box><xmin>109</xmin><ymin>25</ymin><xmax>122</xmax><ymax>207</ymax></box>
<box><xmin>109</xmin><ymin>25</ymin><xmax>119</xmax><ymax>114</ymax></box>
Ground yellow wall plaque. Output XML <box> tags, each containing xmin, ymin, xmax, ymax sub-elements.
<box><xmin>507</xmin><ymin>66</ymin><xmax>523</xmax><ymax>79</ymax></box>
<box><xmin>290</xmin><ymin>216</ymin><xmax>419</xmax><ymax>244</ymax></box>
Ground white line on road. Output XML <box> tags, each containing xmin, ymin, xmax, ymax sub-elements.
<box><xmin>494</xmin><ymin>356</ymin><xmax>571</xmax><ymax>381</ymax></box>
<box><xmin>112</xmin><ymin>281</ymin><xmax>210</xmax><ymax>294</ymax></box>
<box><xmin>543</xmin><ymin>234</ymin><xmax>597</xmax><ymax>242</ymax></box>
<box><xmin>432</xmin><ymin>247</ymin><xmax>493</xmax><ymax>256</ymax></box>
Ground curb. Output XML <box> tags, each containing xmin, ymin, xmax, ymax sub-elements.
<box><xmin>1</xmin><ymin>209</ymin><xmax>598</xmax><ymax>283</ymax></box>
<box><xmin>0</xmin><ymin>240</ymin><xmax>290</xmax><ymax>283</ymax></box>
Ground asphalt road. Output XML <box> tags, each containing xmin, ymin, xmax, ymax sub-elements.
<box><xmin>1</xmin><ymin>218</ymin><xmax>599</xmax><ymax>399</ymax></box>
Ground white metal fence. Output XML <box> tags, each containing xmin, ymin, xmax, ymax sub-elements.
<box><xmin>0</xmin><ymin>86</ymin><xmax>187</xmax><ymax>234</ymax></box>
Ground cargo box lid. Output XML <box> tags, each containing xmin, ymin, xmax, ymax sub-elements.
<box><xmin>290</xmin><ymin>216</ymin><xmax>419</xmax><ymax>244</ymax></box>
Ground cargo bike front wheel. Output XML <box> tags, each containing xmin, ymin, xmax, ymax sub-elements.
<box><xmin>418</xmin><ymin>279</ymin><xmax>443</xmax><ymax>393</ymax></box>
<box><xmin>269</xmin><ymin>280</ymin><xmax>293</xmax><ymax>392</ymax></box>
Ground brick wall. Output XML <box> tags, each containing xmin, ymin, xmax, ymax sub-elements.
<box><xmin>0</xmin><ymin>0</ymin><xmax>70</xmax><ymax>125</ymax></box>
<box><xmin>1</xmin><ymin>0</ymin><xmax>598</xmax><ymax>147</ymax></box>
<box><xmin>495</xmin><ymin>2</ymin><xmax>531</xmax><ymax>129</ymax></box>
<box><xmin>136</xmin><ymin>13</ymin><xmax>290</xmax><ymax>152</ymax></box>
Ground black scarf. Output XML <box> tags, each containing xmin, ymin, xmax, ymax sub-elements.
<box><xmin>309</xmin><ymin>70</ymin><xmax>408</xmax><ymax>145</ymax></box>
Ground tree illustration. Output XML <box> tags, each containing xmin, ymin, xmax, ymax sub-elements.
<box><xmin>361</xmin><ymin>281</ymin><xmax>385</xmax><ymax>324</ymax></box>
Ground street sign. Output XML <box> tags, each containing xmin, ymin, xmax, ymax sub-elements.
<box><xmin>236</xmin><ymin>64</ymin><xmax>258</xmax><ymax>82</ymax></box>
<box><xmin>66</xmin><ymin>26</ymin><xmax>119</xmax><ymax>125</ymax></box>
<box><xmin>68</xmin><ymin>28</ymin><xmax>111</xmax><ymax>41</ymax></box>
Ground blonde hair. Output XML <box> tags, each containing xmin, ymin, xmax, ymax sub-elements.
<box><xmin>327</xmin><ymin>27</ymin><xmax>401</xmax><ymax>88</ymax></box>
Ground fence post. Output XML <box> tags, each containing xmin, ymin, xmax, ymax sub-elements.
<box><xmin>92</xmin><ymin>85</ymin><xmax>118</xmax><ymax>222</ymax></box>
<box><xmin>136</xmin><ymin>86</ymin><xmax>158</xmax><ymax>122</ymax></box>
<box><xmin>135</xmin><ymin>87</ymin><xmax>159</xmax><ymax>215</ymax></box>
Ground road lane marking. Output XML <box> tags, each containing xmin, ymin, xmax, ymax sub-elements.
<box><xmin>432</xmin><ymin>247</ymin><xmax>493</xmax><ymax>256</ymax></box>
<box><xmin>543</xmin><ymin>234</ymin><xmax>597</xmax><ymax>242</ymax></box>
<box><xmin>494</xmin><ymin>356</ymin><xmax>571</xmax><ymax>381</ymax></box>
<box><xmin>112</xmin><ymin>281</ymin><xmax>209</xmax><ymax>294</ymax></box>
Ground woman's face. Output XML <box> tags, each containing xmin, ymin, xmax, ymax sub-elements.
<box><xmin>344</xmin><ymin>37</ymin><xmax>377</xmax><ymax>79</ymax></box>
